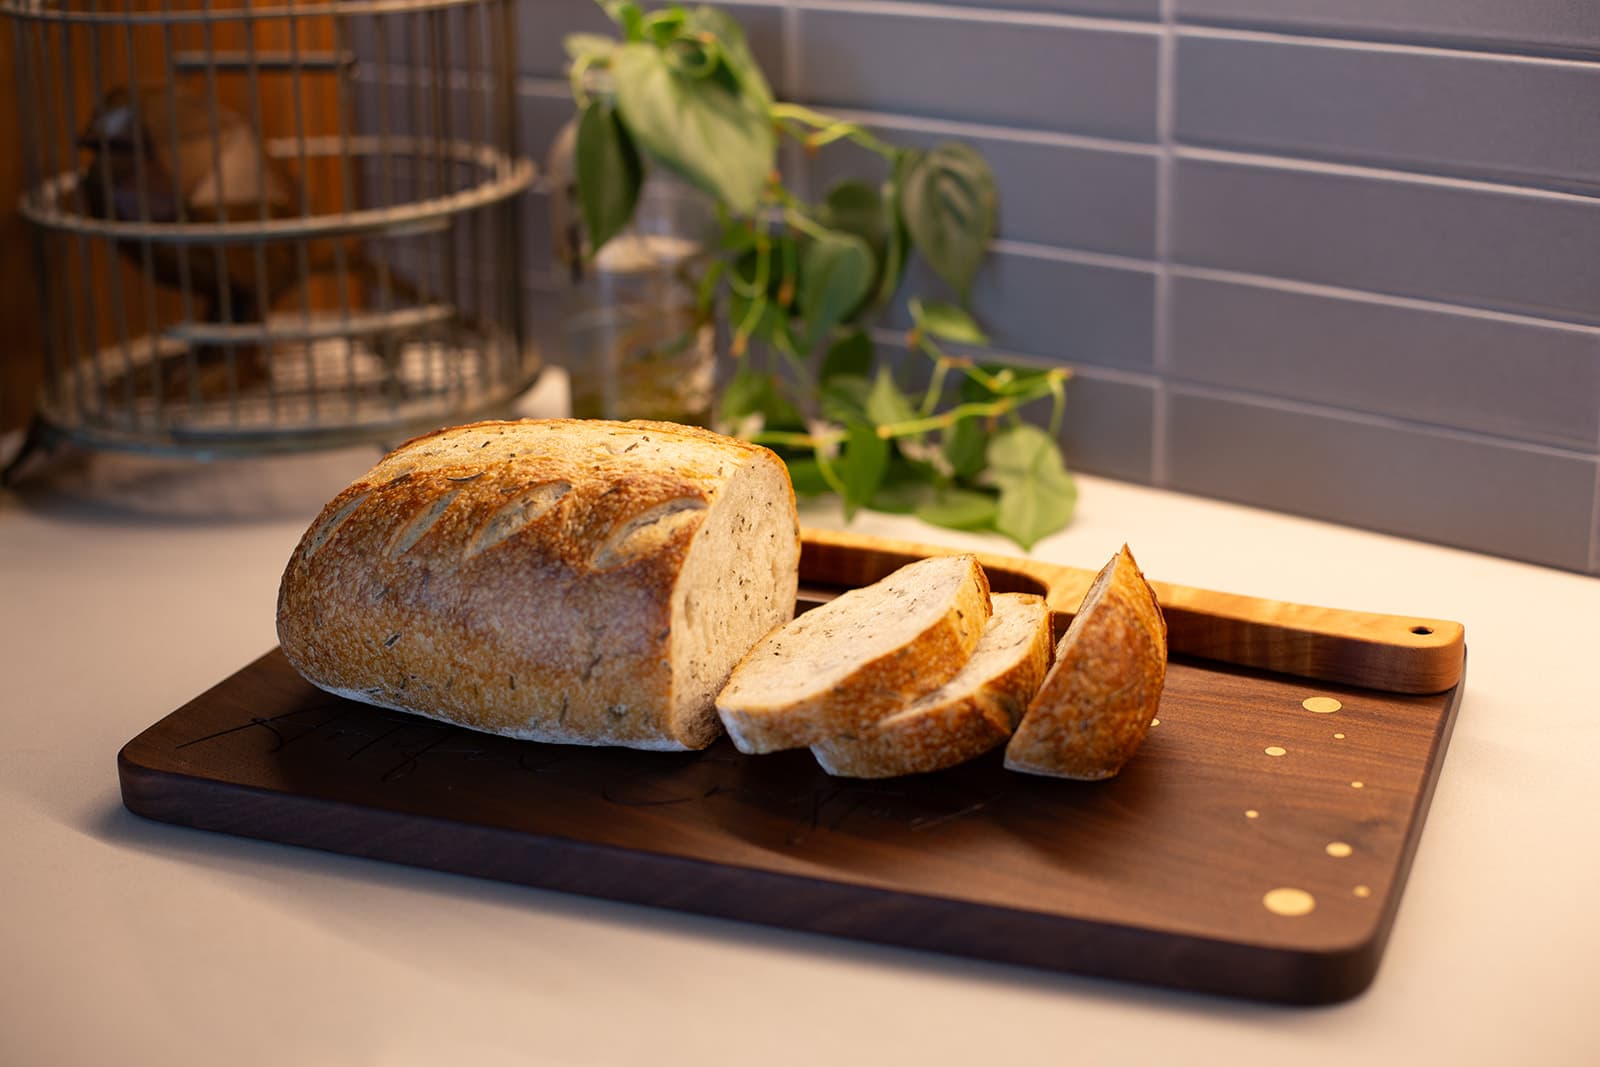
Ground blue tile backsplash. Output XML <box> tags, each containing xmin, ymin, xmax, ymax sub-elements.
<box><xmin>421</xmin><ymin>0</ymin><xmax>1600</xmax><ymax>572</ymax></box>
<box><xmin>1175</xmin><ymin>32</ymin><xmax>1600</xmax><ymax>192</ymax></box>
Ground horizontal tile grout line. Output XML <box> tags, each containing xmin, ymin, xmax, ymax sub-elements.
<box><xmin>380</xmin><ymin>73</ymin><xmax>1598</xmax><ymax>205</ymax></box>
<box><xmin>531</xmin><ymin>235</ymin><xmax>1600</xmax><ymax>338</ymax></box>
<box><xmin>1169</xmin><ymin>266</ymin><xmax>1600</xmax><ymax>336</ymax></box>
<box><xmin>1174</xmin><ymin>16</ymin><xmax>1600</xmax><ymax>64</ymax></box>
<box><xmin>1175</xmin><ymin>23</ymin><xmax>1600</xmax><ymax>69</ymax></box>
<box><xmin>519</xmin><ymin>76</ymin><xmax>573</xmax><ymax>97</ymax></box>
<box><xmin>511</xmin><ymin>80</ymin><xmax>1163</xmax><ymax>157</ymax></box>
<box><xmin>1167</xmin><ymin>379</ymin><xmax>1600</xmax><ymax>461</ymax></box>
<box><xmin>866</xmin><ymin>326</ymin><xmax>1161</xmax><ymax>388</ymax></box>
<box><xmin>1173</xmin><ymin>134</ymin><xmax>1600</xmax><ymax>201</ymax></box>
<box><xmin>522</xmin><ymin>276</ymin><xmax>1599</xmax><ymax>457</ymax></box>
<box><xmin>788</xmin><ymin>0</ymin><xmax>1161</xmax><ymax>35</ymax></box>
<box><xmin>991</xmin><ymin>239</ymin><xmax>1156</xmax><ymax>274</ymax></box>
<box><xmin>865</xmin><ymin>321</ymin><xmax>1600</xmax><ymax>458</ymax></box>
<box><xmin>1175</xmin><ymin>146</ymin><xmax>1600</xmax><ymax>204</ymax></box>
<box><xmin>791</xmin><ymin>105</ymin><xmax>1161</xmax><ymax>157</ymax></box>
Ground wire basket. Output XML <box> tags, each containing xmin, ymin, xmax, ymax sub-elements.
<box><xmin>3</xmin><ymin>0</ymin><xmax>536</xmax><ymax>458</ymax></box>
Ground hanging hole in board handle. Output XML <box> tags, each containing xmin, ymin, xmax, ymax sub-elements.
<box><xmin>1410</xmin><ymin>625</ymin><xmax>1435</xmax><ymax>636</ymax></box>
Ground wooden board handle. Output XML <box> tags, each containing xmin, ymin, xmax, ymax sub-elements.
<box><xmin>799</xmin><ymin>528</ymin><xmax>1465</xmax><ymax>695</ymax></box>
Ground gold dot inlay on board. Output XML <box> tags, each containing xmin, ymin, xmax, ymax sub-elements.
<box><xmin>1150</xmin><ymin>718</ymin><xmax>1161</xmax><ymax>727</ymax></box>
<box><xmin>1245</xmin><ymin>809</ymin><xmax>1260</xmax><ymax>819</ymax></box>
<box><xmin>1354</xmin><ymin>885</ymin><xmax>1373</xmax><ymax>898</ymax></box>
<box><xmin>1351</xmin><ymin>780</ymin><xmax>1365</xmax><ymax>789</ymax></box>
<box><xmin>1263</xmin><ymin>888</ymin><xmax>1316</xmax><ymax>917</ymax></box>
<box><xmin>1333</xmin><ymin>732</ymin><xmax>1346</xmax><ymax>740</ymax></box>
<box><xmin>1303</xmin><ymin>697</ymin><xmax>1342</xmax><ymax>714</ymax></box>
<box><xmin>1264</xmin><ymin>745</ymin><xmax>1287</xmax><ymax>757</ymax></box>
<box><xmin>1326</xmin><ymin>841</ymin><xmax>1353</xmax><ymax>858</ymax></box>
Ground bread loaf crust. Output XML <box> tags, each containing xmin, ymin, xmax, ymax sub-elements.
<box><xmin>276</xmin><ymin>418</ymin><xmax>800</xmax><ymax>750</ymax></box>
<box><xmin>812</xmin><ymin>593</ymin><xmax>1052</xmax><ymax>778</ymax></box>
<box><xmin>1004</xmin><ymin>545</ymin><xmax>1167</xmax><ymax>779</ymax></box>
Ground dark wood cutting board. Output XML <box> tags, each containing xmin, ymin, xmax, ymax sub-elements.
<box><xmin>119</xmin><ymin>530</ymin><xmax>1466</xmax><ymax>1004</ymax></box>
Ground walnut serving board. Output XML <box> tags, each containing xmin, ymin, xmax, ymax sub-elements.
<box><xmin>119</xmin><ymin>530</ymin><xmax>1466</xmax><ymax>1004</ymax></box>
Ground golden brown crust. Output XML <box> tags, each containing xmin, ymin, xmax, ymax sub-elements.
<box><xmin>276</xmin><ymin>418</ymin><xmax>799</xmax><ymax>750</ymax></box>
<box><xmin>1004</xmin><ymin>545</ymin><xmax>1168</xmax><ymax>779</ymax></box>
<box><xmin>717</xmin><ymin>557</ymin><xmax>993</xmax><ymax>753</ymax></box>
<box><xmin>812</xmin><ymin>593</ymin><xmax>1052</xmax><ymax>778</ymax></box>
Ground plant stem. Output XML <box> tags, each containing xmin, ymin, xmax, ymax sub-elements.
<box><xmin>727</xmin><ymin>221</ymin><xmax>771</xmax><ymax>300</ymax></box>
<box><xmin>734</xmin><ymin>296</ymin><xmax>767</xmax><ymax>354</ymax></box>
<box><xmin>569</xmin><ymin>52</ymin><xmax>600</xmax><ymax>107</ymax></box>
<box><xmin>780</xmin><ymin>206</ymin><xmax>831</xmax><ymax>242</ymax></box>
<box><xmin>770</xmin><ymin>103</ymin><xmax>898</xmax><ymax>159</ymax></box>
<box><xmin>749</xmin><ymin>428</ymin><xmax>844</xmax><ymax>449</ymax></box>
<box><xmin>920</xmin><ymin>357</ymin><xmax>953</xmax><ymax>417</ymax></box>
<box><xmin>878</xmin><ymin>398</ymin><xmax>1018</xmax><ymax>438</ymax></box>
<box><xmin>731</xmin><ymin>220</ymin><xmax>772</xmax><ymax>352</ymax></box>
<box><xmin>810</xmin><ymin>442</ymin><xmax>850</xmax><ymax>497</ymax></box>
<box><xmin>1048</xmin><ymin>371</ymin><xmax>1068</xmax><ymax>438</ymax></box>
<box><xmin>778</xmin><ymin>237</ymin><xmax>797</xmax><ymax>307</ymax></box>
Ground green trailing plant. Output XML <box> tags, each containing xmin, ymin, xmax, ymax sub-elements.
<box><xmin>565</xmin><ymin>0</ymin><xmax>1076</xmax><ymax>549</ymax></box>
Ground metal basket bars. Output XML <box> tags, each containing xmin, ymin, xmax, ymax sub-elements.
<box><xmin>4</xmin><ymin>0</ymin><xmax>535</xmax><ymax>457</ymax></box>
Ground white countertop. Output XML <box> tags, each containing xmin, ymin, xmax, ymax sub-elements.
<box><xmin>3</xmin><ymin>380</ymin><xmax>1597</xmax><ymax>1066</ymax></box>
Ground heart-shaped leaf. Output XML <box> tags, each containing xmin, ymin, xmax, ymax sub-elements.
<box><xmin>839</xmin><ymin>417</ymin><xmax>890</xmax><ymax>520</ymax></box>
<box><xmin>988</xmin><ymin>423</ymin><xmax>1076</xmax><ymax>549</ymax></box>
<box><xmin>574</xmin><ymin>98</ymin><xmax>642</xmax><ymax>254</ymax></box>
<box><xmin>900</xmin><ymin>142</ymin><xmax>997</xmax><ymax>299</ymax></box>
<box><xmin>683</xmin><ymin>5</ymin><xmax>773</xmax><ymax>111</ymax></box>
<box><xmin>719</xmin><ymin>364</ymin><xmax>804</xmax><ymax>432</ymax></box>
<box><xmin>820</xmin><ymin>373</ymin><xmax>872</xmax><ymax>424</ymax></box>
<box><xmin>820</xmin><ymin>329</ymin><xmax>874</xmax><ymax>385</ymax></box>
<box><xmin>867</xmin><ymin>469</ymin><xmax>937</xmax><ymax>515</ymax></box>
<box><xmin>611</xmin><ymin>42</ymin><xmax>774</xmax><ymax>215</ymax></box>
<box><xmin>942</xmin><ymin>416</ymin><xmax>989</xmax><ymax>480</ymax></box>
<box><xmin>916</xmin><ymin>487</ymin><xmax>999</xmax><ymax>532</ymax></box>
<box><xmin>866</xmin><ymin>366</ymin><xmax>916</xmax><ymax>431</ymax></box>
<box><xmin>799</xmin><ymin>231</ymin><xmax>874</xmax><ymax>350</ymax></box>
<box><xmin>784</xmin><ymin>456</ymin><xmax>832</xmax><ymax>496</ymax></box>
<box><xmin>820</xmin><ymin>180</ymin><xmax>886</xmax><ymax>258</ymax></box>
<box><xmin>875</xmin><ymin>150</ymin><xmax>919</xmax><ymax>308</ymax></box>
<box><xmin>912</xmin><ymin>298</ymin><xmax>989</xmax><ymax>346</ymax></box>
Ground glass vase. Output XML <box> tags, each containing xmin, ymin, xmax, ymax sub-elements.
<box><xmin>546</xmin><ymin>117</ymin><xmax>718</xmax><ymax>425</ymax></box>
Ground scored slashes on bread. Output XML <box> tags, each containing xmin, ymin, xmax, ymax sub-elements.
<box><xmin>1005</xmin><ymin>545</ymin><xmax>1167</xmax><ymax>779</ymax></box>
<box><xmin>277</xmin><ymin>418</ymin><xmax>801</xmax><ymax>751</ymax></box>
<box><xmin>811</xmin><ymin>592</ymin><xmax>1052</xmax><ymax>778</ymax></box>
<box><xmin>716</xmin><ymin>554</ymin><xmax>992</xmax><ymax>754</ymax></box>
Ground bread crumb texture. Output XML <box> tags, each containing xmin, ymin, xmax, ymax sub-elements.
<box><xmin>812</xmin><ymin>592</ymin><xmax>1052</xmax><ymax>778</ymax></box>
<box><xmin>716</xmin><ymin>553</ymin><xmax>993</xmax><ymax>753</ymax></box>
<box><xmin>277</xmin><ymin>419</ymin><xmax>799</xmax><ymax>750</ymax></box>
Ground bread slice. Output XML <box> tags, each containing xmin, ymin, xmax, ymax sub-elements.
<box><xmin>1004</xmin><ymin>545</ymin><xmax>1167</xmax><ymax>780</ymax></box>
<box><xmin>811</xmin><ymin>592</ymin><xmax>1052</xmax><ymax>778</ymax></box>
<box><xmin>716</xmin><ymin>554</ymin><xmax>992</xmax><ymax>754</ymax></box>
<box><xmin>277</xmin><ymin>418</ymin><xmax>800</xmax><ymax>751</ymax></box>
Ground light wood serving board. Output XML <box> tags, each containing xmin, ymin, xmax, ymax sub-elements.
<box><xmin>119</xmin><ymin>530</ymin><xmax>1466</xmax><ymax>1004</ymax></box>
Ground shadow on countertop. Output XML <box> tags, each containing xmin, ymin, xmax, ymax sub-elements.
<box><xmin>0</xmin><ymin>429</ymin><xmax>382</xmax><ymax>528</ymax></box>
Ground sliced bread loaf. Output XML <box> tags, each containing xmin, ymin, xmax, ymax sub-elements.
<box><xmin>277</xmin><ymin>418</ymin><xmax>800</xmax><ymax>751</ymax></box>
<box><xmin>1004</xmin><ymin>545</ymin><xmax>1167</xmax><ymax>779</ymax></box>
<box><xmin>716</xmin><ymin>554</ymin><xmax>992</xmax><ymax>753</ymax></box>
<box><xmin>811</xmin><ymin>592</ymin><xmax>1052</xmax><ymax>778</ymax></box>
